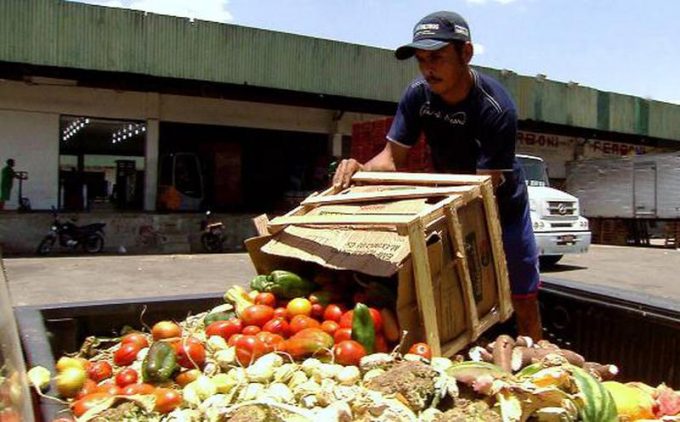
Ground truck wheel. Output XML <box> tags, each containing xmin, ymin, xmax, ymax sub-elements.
<box><xmin>539</xmin><ymin>255</ymin><xmax>563</xmax><ymax>267</ymax></box>
<box><xmin>36</xmin><ymin>237</ymin><xmax>55</xmax><ymax>255</ymax></box>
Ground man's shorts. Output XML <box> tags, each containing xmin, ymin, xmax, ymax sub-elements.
<box><xmin>501</xmin><ymin>201</ymin><xmax>540</xmax><ymax>297</ymax></box>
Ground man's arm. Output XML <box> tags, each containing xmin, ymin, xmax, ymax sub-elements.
<box><xmin>476</xmin><ymin>169</ymin><xmax>507</xmax><ymax>189</ymax></box>
<box><xmin>332</xmin><ymin>142</ymin><xmax>410</xmax><ymax>189</ymax></box>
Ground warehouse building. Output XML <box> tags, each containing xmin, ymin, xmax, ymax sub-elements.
<box><xmin>1</xmin><ymin>0</ymin><xmax>679</xmax><ymax>254</ymax></box>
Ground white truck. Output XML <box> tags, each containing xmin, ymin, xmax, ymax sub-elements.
<box><xmin>566</xmin><ymin>152</ymin><xmax>680</xmax><ymax>219</ymax></box>
<box><xmin>518</xmin><ymin>154</ymin><xmax>591</xmax><ymax>266</ymax></box>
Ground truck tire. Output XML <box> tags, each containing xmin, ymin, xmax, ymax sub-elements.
<box><xmin>540</xmin><ymin>255</ymin><xmax>563</xmax><ymax>267</ymax></box>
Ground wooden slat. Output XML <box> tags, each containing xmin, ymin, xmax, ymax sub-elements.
<box><xmin>251</xmin><ymin>214</ymin><xmax>270</xmax><ymax>236</ymax></box>
<box><xmin>282</xmin><ymin>186</ymin><xmax>339</xmax><ymax>217</ymax></box>
<box><xmin>352</xmin><ymin>171</ymin><xmax>491</xmax><ymax>186</ymax></box>
<box><xmin>301</xmin><ymin>186</ymin><xmax>474</xmax><ymax>206</ymax></box>
<box><xmin>476</xmin><ymin>311</ymin><xmax>501</xmax><ymax>336</ymax></box>
<box><xmin>445</xmin><ymin>200</ymin><xmax>481</xmax><ymax>342</ymax></box>
<box><xmin>479</xmin><ymin>181</ymin><xmax>513</xmax><ymax>321</ymax></box>
<box><xmin>441</xmin><ymin>335</ymin><xmax>475</xmax><ymax>358</ymax></box>
<box><xmin>268</xmin><ymin>214</ymin><xmax>414</xmax><ymax>231</ymax></box>
<box><xmin>406</xmin><ymin>219</ymin><xmax>442</xmax><ymax>357</ymax></box>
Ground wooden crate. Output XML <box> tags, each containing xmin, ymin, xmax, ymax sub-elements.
<box><xmin>247</xmin><ymin>172</ymin><xmax>512</xmax><ymax>357</ymax></box>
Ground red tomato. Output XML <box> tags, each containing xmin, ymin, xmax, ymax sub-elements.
<box><xmin>255</xmin><ymin>292</ymin><xmax>277</xmax><ymax>307</ymax></box>
<box><xmin>256</xmin><ymin>331</ymin><xmax>285</xmax><ymax>352</ymax></box>
<box><xmin>87</xmin><ymin>361</ymin><xmax>112</xmax><ymax>382</ymax></box>
<box><xmin>242</xmin><ymin>325</ymin><xmax>261</xmax><ymax>335</ymax></box>
<box><xmin>323</xmin><ymin>304</ymin><xmax>345</xmax><ymax>323</ymax></box>
<box><xmin>262</xmin><ymin>317</ymin><xmax>291</xmax><ymax>338</ymax></box>
<box><xmin>121</xmin><ymin>332</ymin><xmax>149</xmax><ymax>349</ymax></box>
<box><xmin>205</xmin><ymin>318</ymin><xmax>242</xmax><ymax>340</ymax></box>
<box><xmin>273</xmin><ymin>307</ymin><xmax>288</xmax><ymax>319</ymax></box>
<box><xmin>240</xmin><ymin>305</ymin><xmax>275</xmax><ymax>327</ymax></box>
<box><xmin>115</xmin><ymin>368</ymin><xmax>138</xmax><ymax>387</ymax></box>
<box><xmin>71</xmin><ymin>392</ymin><xmax>112</xmax><ymax>417</ymax></box>
<box><xmin>174</xmin><ymin>369</ymin><xmax>201</xmax><ymax>387</ymax></box>
<box><xmin>114</xmin><ymin>343</ymin><xmax>141</xmax><ymax>366</ymax></box>
<box><xmin>234</xmin><ymin>335</ymin><xmax>267</xmax><ymax>366</ymax></box>
<box><xmin>321</xmin><ymin>320</ymin><xmax>339</xmax><ymax>336</ymax></box>
<box><xmin>75</xmin><ymin>379</ymin><xmax>98</xmax><ymax>400</ymax></box>
<box><xmin>310</xmin><ymin>303</ymin><xmax>325</xmax><ymax>320</ymax></box>
<box><xmin>333</xmin><ymin>340</ymin><xmax>366</xmax><ymax>366</ymax></box>
<box><xmin>176</xmin><ymin>338</ymin><xmax>206</xmax><ymax>369</ymax></box>
<box><xmin>151</xmin><ymin>321</ymin><xmax>182</xmax><ymax>340</ymax></box>
<box><xmin>95</xmin><ymin>381</ymin><xmax>122</xmax><ymax>396</ymax></box>
<box><xmin>154</xmin><ymin>388</ymin><xmax>182</xmax><ymax>414</ymax></box>
<box><xmin>289</xmin><ymin>315</ymin><xmax>321</xmax><ymax>334</ymax></box>
<box><xmin>374</xmin><ymin>335</ymin><xmax>389</xmax><ymax>353</ymax></box>
<box><xmin>338</xmin><ymin>310</ymin><xmax>354</xmax><ymax>328</ymax></box>
<box><xmin>227</xmin><ymin>333</ymin><xmax>244</xmax><ymax>347</ymax></box>
<box><xmin>408</xmin><ymin>342</ymin><xmax>432</xmax><ymax>360</ymax></box>
<box><xmin>122</xmin><ymin>383</ymin><xmax>156</xmax><ymax>396</ymax></box>
<box><xmin>333</xmin><ymin>327</ymin><xmax>352</xmax><ymax>343</ymax></box>
<box><xmin>368</xmin><ymin>308</ymin><xmax>383</xmax><ymax>332</ymax></box>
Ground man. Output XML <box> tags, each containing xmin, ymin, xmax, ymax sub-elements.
<box><xmin>1</xmin><ymin>159</ymin><xmax>25</xmax><ymax>210</ymax></box>
<box><xmin>333</xmin><ymin>11</ymin><xmax>542</xmax><ymax>340</ymax></box>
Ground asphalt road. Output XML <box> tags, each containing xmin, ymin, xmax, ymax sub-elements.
<box><xmin>3</xmin><ymin>244</ymin><xmax>680</xmax><ymax>310</ymax></box>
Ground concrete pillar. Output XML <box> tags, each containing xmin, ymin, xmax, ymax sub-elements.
<box><xmin>144</xmin><ymin>119</ymin><xmax>159</xmax><ymax>211</ymax></box>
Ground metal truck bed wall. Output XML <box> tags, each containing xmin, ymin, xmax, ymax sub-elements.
<box><xmin>540</xmin><ymin>277</ymin><xmax>680</xmax><ymax>387</ymax></box>
<box><xmin>15</xmin><ymin>293</ymin><xmax>225</xmax><ymax>421</ymax></box>
<box><xmin>567</xmin><ymin>152</ymin><xmax>680</xmax><ymax>219</ymax></box>
<box><xmin>14</xmin><ymin>285</ymin><xmax>680</xmax><ymax>421</ymax></box>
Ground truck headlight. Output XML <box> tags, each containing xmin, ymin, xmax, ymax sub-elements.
<box><xmin>533</xmin><ymin>220</ymin><xmax>545</xmax><ymax>230</ymax></box>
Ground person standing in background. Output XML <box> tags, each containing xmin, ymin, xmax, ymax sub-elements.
<box><xmin>1</xmin><ymin>159</ymin><xmax>25</xmax><ymax>210</ymax></box>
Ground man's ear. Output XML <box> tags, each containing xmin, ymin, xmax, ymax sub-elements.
<box><xmin>463</xmin><ymin>42</ymin><xmax>474</xmax><ymax>64</ymax></box>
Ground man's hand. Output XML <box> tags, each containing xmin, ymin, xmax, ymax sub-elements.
<box><xmin>332</xmin><ymin>158</ymin><xmax>364</xmax><ymax>189</ymax></box>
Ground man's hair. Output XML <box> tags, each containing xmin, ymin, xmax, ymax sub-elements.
<box><xmin>6</xmin><ymin>159</ymin><xmax>14</xmax><ymax>165</ymax></box>
<box><xmin>452</xmin><ymin>41</ymin><xmax>465</xmax><ymax>55</ymax></box>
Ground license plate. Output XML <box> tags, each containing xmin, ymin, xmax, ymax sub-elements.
<box><xmin>559</xmin><ymin>234</ymin><xmax>575</xmax><ymax>243</ymax></box>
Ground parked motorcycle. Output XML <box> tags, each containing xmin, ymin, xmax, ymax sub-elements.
<box><xmin>200</xmin><ymin>210</ymin><xmax>226</xmax><ymax>253</ymax></box>
<box><xmin>36</xmin><ymin>207</ymin><xmax>106</xmax><ymax>255</ymax></box>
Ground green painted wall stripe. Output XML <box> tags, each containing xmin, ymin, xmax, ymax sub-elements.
<box><xmin>0</xmin><ymin>0</ymin><xmax>679</xmax><ymax>141</ymax></box>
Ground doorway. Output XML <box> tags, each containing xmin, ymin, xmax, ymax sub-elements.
<box><xmin>59</xmin><ymin>116</ymin><xmax>146</xmax><ymax>211</ymax></box>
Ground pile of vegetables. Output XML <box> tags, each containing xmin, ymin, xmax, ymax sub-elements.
<box><xmin>25</xmin><ymin>269</ymin><xmax>680</xmax><ymax>421</ymax></box>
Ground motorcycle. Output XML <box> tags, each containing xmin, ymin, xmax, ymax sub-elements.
<box><xmin>36</xmin><ymin>207</ymin><xmax>106</xmax><ymax>255</ymax></box>
<box><xmin>200</xmin><ymin>210</ymin><xmax>226</xmax><ymax>253</ymax></box>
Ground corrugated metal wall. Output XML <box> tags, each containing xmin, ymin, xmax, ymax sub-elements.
<box><xmin>1</xmin><ymin>0</ymin><xmax>679</xmax><ymax>141</ymax></box>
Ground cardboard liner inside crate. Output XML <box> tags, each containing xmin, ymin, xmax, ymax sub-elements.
<box><xmin>262</xmin><ymin>225</ymin><xmax>409</xmax><ymax>278</ymax></box>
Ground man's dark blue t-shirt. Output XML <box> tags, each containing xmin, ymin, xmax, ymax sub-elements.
<box><xmin>387</xmin><ymin>69</ymin><xmax>528</xmax><ymax>224</ymax></box>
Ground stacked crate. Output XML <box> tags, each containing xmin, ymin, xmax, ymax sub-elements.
<box><xmin>664</xmin><ymin>221</ymin><xmax>680</xmax><ymax>248</ymax></box>
<box><xmin>351</xmin><ymin>118</ymin><xmax>433</xmax><ymax>173</ymax></box>
<box><xmin>590</xmin><ymin>218</ymin><xmax>629</xmax><ymax>246</ymax></box>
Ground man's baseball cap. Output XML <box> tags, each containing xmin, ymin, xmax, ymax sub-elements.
<box><xmin>395</xmin><ymin>11</ymin><xmax>471</xmax><ymax>60</ymax></box>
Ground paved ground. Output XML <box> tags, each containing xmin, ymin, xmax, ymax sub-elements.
<box><xmin>3</xmin><ymin>253</ymin><xmax>257</xmax><ymax>307</ymax></box>
<box><xmin>3</xmin><ymin>244</ymin><xmax>680</xmax><ymax>310</ymax></box>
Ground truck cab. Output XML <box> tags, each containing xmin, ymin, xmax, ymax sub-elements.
<box><xmin>517</xmin><ymin>154</ymin><xmax>591</xmax><ymax>266</ymax></box>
